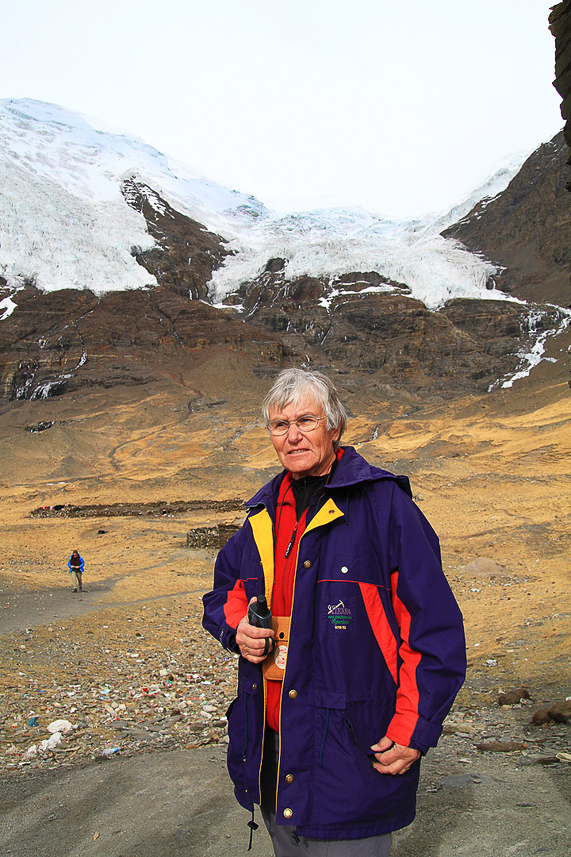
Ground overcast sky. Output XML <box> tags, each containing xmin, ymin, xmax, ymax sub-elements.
<box><xmin>2</xmin><ymin>0</ymin><xmax>564</xmax><ymax>218</ymax></box>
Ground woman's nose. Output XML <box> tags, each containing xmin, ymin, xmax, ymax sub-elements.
<box><xmin>286</xmin><ymin>421</ymin><xmax>303</xmax><ymax>439</ymax></box>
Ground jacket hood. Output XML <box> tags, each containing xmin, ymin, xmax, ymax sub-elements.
<box><xmin>245</xmin><ymin>445</ymin><xmax>412</xmax><ymax>509</ymax></box>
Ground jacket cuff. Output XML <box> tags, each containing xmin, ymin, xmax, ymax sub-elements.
<box><xmin>218</xmin><ymin>624</ymin><xmax>240</xmax><ymax>654</ymax></box>
<box><xmin>386</xmin><ymin>715</ymin><xmax>443</xmax><ymax>755</ymax></box>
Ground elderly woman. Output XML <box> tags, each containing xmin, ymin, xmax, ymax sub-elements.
<box><xmin>203</xmin><ymin>368</ymin><xmax>466</xmax><ymax>856</ymax></box>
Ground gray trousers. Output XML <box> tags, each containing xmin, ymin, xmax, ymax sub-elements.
<box><xmin>260</xmin><ymin>729</ymin><xmax>392</xmax><ymax>857</ymax></box>
<box><xmin>261</xmin><ymin>805</ymin><xmax>392</xmax><ymax>857</ymax></box>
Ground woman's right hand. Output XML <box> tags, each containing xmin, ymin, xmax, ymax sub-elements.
<box><xmin>236</xmin><ymin>600</ymin><xmax>274</xmax><ymax>663</ymax></box>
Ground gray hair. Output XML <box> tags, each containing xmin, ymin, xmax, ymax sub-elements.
<box><xmin>262</xmin><ymin>368</ymin><xmax>348</xmax><ymax>445</ymax></box>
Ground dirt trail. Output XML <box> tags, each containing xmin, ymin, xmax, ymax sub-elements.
<box><xmin>0</xmin><ymin>579</ymin><xmax>210</xmax><ymax>636</ymax></box>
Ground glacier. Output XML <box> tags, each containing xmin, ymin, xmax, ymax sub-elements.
<box><xmin>0</xmin><ymin>98</ymin><xmax>526</xmax><ymax>311</ymax></box>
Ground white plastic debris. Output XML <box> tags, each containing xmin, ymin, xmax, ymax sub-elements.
<box><xmin>48</xmin><ymin>719</ymin><xmax>73</xmax><ymax>734</ymax></box>
<box><xmin>40</xmin><ymin>732</ymin><xmax>63</xmax><ymax>752</ymax></box>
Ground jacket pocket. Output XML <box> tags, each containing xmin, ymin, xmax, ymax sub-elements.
<box><xmin>314</xmin><ymin>690</ymin><xmax>347</xmax><ymax>768</ymax></box>
<box><xmin>344</xmin><ymin>700</ymin><xmax>393</xmax><ymax>760</ymax></box>
<box><xmin>310</xmin><ymin>697</ymin><xmax>394</xmax><ymax>827</ymax></box>
<box><xmin>344</xmin><ymin>716</ymin><xmax>376</xmax><ymax>766</ymax></box>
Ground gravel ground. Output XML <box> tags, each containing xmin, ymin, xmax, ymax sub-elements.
<box><xmin>1</xmin><ymin>729</ymin><xmax>570</xmax><ymax>857</ymax></box>
<box><xmin>1</xmin><ymin>590</ymin><xmax>570</xmax><ymax>857</ymax></box>
<box><xmin>1</xmin><ymin>596</ymin><xmax>234</xmax><ymax>773</ymax></box>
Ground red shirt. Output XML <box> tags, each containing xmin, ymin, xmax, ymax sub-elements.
<box><xmin>266</xmin><ymin>472</ymin><xmax>307</xmax><ymax>731</ymax></box>
<box><xmin>266</xmin><ymin>449</ymin><xmax>344</xmax><ymax>730</ymax></box>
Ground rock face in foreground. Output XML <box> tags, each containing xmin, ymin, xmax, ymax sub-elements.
<box><xmin>550</xmin><ymin>1</ymin><xmax>571</xmax><ymax>151</ymax></box>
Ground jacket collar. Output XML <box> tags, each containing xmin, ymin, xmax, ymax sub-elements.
<box><xmin>245</xmin><ymin>445</ymin><xmax>412</xmax><ymax>510</ymax></box>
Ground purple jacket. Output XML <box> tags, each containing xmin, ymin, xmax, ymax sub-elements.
<box><xmin>202</xmin><ymin>446</ymin><xmax>466</xmax><ymax>839</ymax></box>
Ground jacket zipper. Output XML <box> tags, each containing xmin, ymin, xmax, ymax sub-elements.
<box><xmin>284</xmin><ymin>521</ymin><xmax>298</xmax><ymax>558</ymax></box>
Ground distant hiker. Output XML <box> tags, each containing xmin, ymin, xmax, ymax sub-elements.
<box><xmin>68</xmin><ymin>550</ymin><xmax>84</xmax><ymax>592</ymax></box>
<box><xmin>203</xmin><ymin>368</ymin><xmax>466</xmax><ymax>856</ymax></box>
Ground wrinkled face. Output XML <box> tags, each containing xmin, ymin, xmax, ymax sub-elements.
<box><xmin>268</xmin><ymin>393</ymin><xmax>341</xmax><ymax>479</ymax></box>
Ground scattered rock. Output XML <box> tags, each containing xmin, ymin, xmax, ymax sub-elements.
<box><xmin>498</xmin><ymin>687</ymin><xmax>531</xmax><ymax>706</ymax></box>
<box><xmin>188</xmin><ymin>397</ymin><xmax>228</xmax><ymax>412</ymax></box>
<box><xmin>548</xmin><ymin>700</ymin><xmax>571</xmax><ymax>723</ymax></box>
<box><xmin>532</xmin><ymin>709</ymin><xmax>552</xmax><ymax>726</ymax></box>
<box><xmin>186</xmin><ymin>523</ymin><xmax>241</xmax><ymax>549</ymax></box>
<box><xmin>26</xmin><ymin>421</ymin><xmax>54</xmax><ymax>433</ymax></box>
<box><xmin>519</xmin><ymin>754</ymin><xmax>562</xmax><ymax>766</ymax></box>
<box><xmin>442</xmin><ymin>723</ymin><xmax>476</xmax><ymax>735</ymax></box>
<box><xmin>440</xmin><ymin>772</ymin><xmax>493</xmax><ymax>788</ymax></box>
<box><xmin>475</xmin><ymin>741</ymin><xmax>527</xmax><ymax>752</ymax></box>
<box><xmin>531</xmin><ymin>700</ymin><xmax>571</xmax><ymax>725</ymax></box>
<box><xmin>0</xmin><ymin>602</ymin><xmax>238</xmax><ymax>774</ymax></box>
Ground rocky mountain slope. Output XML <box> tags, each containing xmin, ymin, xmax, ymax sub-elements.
<box><xmin>0</xmin><ymin>100</ymin><xmax>569</xmax><ymax>407</ymax></box>
<box><xmin>442</xmin><ymin>131</ymin><xmax>570</xmax><ymax>307</ymax></box>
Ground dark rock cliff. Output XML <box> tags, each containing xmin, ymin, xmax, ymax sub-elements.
<box><xmin>228</xmin><ymin>268</ymin><xmax>561</xmax><ymax>395</ymax></box>
<box><xmin>122</xmin><ymin>177</ymin><xmax>232</xmax><ymax>300</ymax></box>
<box><xmin>0</xmin><ymin>285</ymin><xmax>284</xmax><ymax>401</ymax></box>
<box><xmin>550</xmin><ymin>0</ymin><xmax>571</xmax><ymax>151</ymax></box>
<box><xmin>1</xmin><ymin>251</ymin><xmax>565</xmax><ymax>404</ymax></box>
<box><xmin>442</xmin><ymin>132</ymin><xmax>570</xmax><ymax>308</ymax></box>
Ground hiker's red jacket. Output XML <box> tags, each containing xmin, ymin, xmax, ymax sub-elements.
<box><xmin>202</xmin><ymin>446</ymin><xmax>466</xmax><ymax>839</ymax></box>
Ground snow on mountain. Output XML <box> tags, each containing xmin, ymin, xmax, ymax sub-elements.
<box><xmin>0</xmin><ymin>99</ymin><xmax>265</xmax><ymax>294</ymax></box>
<box><xmin>426</xmin><ymin>152</ymin><xmax>529</xmax><ymax>237</ymax></box>
<box><xmin>208</xmin><ymin>209</ymin><xmax>504</xmax><ymax>311</ymax></box>
<box><xmin>209</xmin><ymin>153</ymin><xmax>531</xmax><ymax>310</ymax></box>
<box><xmin>0</xmin><ymin>98</ymin><xmax>526</xmax><ymax>310</ymax></box>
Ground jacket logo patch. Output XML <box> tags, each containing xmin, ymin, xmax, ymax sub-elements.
<box><xmin>326</xmin><ymin>598</ymin><xmax>355</xmax><ymax>632</ymax></box>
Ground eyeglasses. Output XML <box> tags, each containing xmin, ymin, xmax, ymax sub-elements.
<box><xmin>267</xmin><ymin>415</ymin><xmax>327</xmax><ymax>436</ymax></box>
